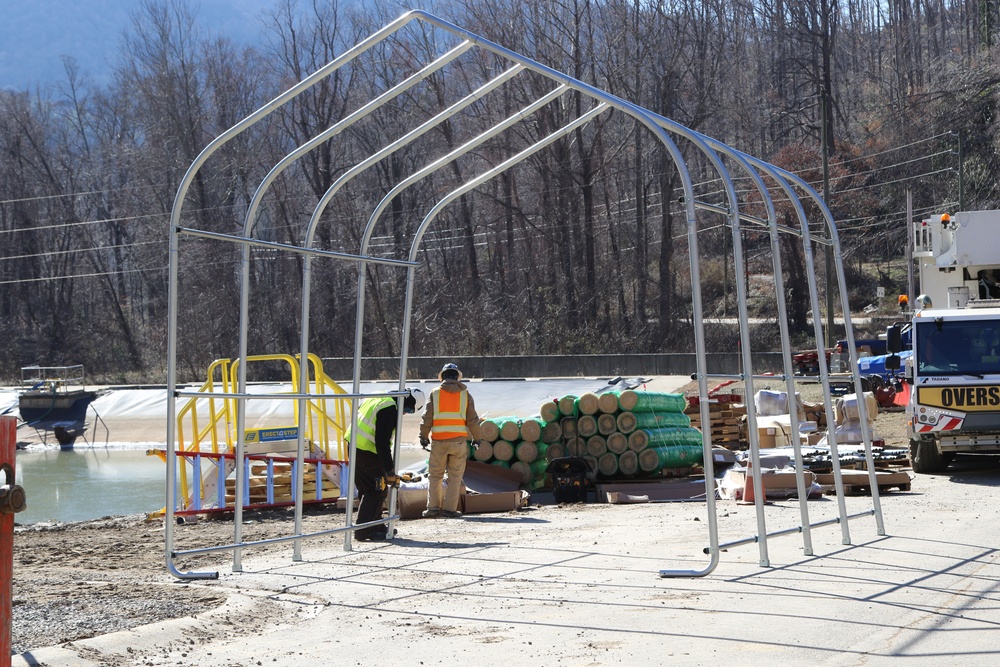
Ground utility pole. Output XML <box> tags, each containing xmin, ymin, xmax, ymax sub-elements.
<box><xmin>907</xmin><ymin>187</ymin><xmax>915</xmax><ymax>303</ymax></box>
<box><xmin>958</xmin><ymin>131</ymin><xmax>965</xmax><ymax>211</ymax></box>
<box><xmin>822</xmin><ymin>88</ymin><xmax>835</xmax><ymax>348</ymax></box>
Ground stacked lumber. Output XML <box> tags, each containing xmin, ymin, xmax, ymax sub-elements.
<box><xmin>684</xmin><ymin>393</ymin><xmax>747</xmax><ymax>449</ymax></box>
<box><xmin>473</xmin><ymin>415</ymin><xmax>561</xmax><ymax>489</ymax></box>
<box><xmin>224</xmin><ymin>460</ymin><xmax>337</xmax><ymax>505</ymax></box>
<box><xmin>555</xmin><ymin>389</ymin><xmax>704</xmax><ymax>479</ymax></box>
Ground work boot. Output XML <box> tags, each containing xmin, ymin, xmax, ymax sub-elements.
<box><xmin>357</xmin><ymin>529</ymin><xmax>395</xmax><ymax>542</ymax></box>
<box><xmin>441</xmin><ymin>510</ymin><xmax>462</xmax><ymax>518</ymax></box>
<box><xmin>422</xmin><ymin>508</ymin><xmax>441</xmax><ymax>518</ymax></box>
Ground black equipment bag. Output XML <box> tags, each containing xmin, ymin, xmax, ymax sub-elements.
<box><xmin>545</xmin><ymin>456</ymin><xmax>593</xmax><ymax>503</ymax></box>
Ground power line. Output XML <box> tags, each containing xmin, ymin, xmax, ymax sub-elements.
<box><xmin>0</xmin><ymin>240</ymin><xmax>162</xmax><ymax>263</ymax></box>
<box><xmin>0</xmin><ymin>211</ymin><xmax>169</xmax><ymax>234</ymax></box>
<box><xmin>0</xmin><ymin>264</ymin><xmax>167</xmax><ymax>286</ymax></box>
<box><xmin>828</xmin><ymin>132</ymin><xmax>954</xmax><ymax>167</ymax></box>
<box><xmin>836</xmin><ymin>167</ymin><xmax>956</xmax><ymax>194</ymax></box>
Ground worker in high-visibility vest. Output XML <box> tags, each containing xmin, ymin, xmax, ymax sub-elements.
<box><xmin>419</xmin><ymin>363</ymin><xmax>484</xmax><ymax>518</ymax></box>
<box><xmin>348</xmin><ymin>388</ymin><xmax>424</xmax><ymax>540</ymax></box>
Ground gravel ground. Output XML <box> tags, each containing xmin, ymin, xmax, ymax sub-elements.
<box><xmin>10</xmin><ymin>380</ymin><xmax>912</xmax><ymax>657</ymax></box>
<box><xmin>10</xmin><ymin>509</ymin><xmax>330</xmax><ymax>655</ymax></box>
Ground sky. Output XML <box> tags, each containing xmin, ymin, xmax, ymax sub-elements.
<box><xmin>0</xmin><ymin>0</ymin><xmax>275</xmax><ymax>90</ymax></box>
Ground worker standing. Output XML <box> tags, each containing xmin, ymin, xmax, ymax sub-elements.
<box><xmin>348</xmin><ymin>388</ymin><xmax>424</xmax><ymax>541</ymax></box>
<box><xmin>419</xmin><ymin>363</ymin><xmax>483</xmax><ymax>518</ymax></box>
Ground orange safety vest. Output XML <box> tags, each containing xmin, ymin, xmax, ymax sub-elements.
<box><xmin>431</xmin><ymin>387</ymin><xmax>469</xmax><ymax>440</ymax></box>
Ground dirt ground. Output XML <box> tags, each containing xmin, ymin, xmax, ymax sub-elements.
<box><xmin>9</xmin><ymin>380</ymin><xmax>912</xmax><ymax>657</ymax></box>
<box><xmin>10</xmin><ymin>509</ymin><xmax>328</xmax><ymax>655</ymax></box>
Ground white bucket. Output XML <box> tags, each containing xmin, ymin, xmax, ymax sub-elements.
<box><xmin>948</xmin><ymin>286</ymin><xmax>969</xmax><ymax>308</ymax></box>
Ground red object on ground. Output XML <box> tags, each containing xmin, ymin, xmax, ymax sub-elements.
<box><xmin>874</xmin><ymin>385</ymin><xmax>897</xmax><ymax>408</ymax></box>
<box><xmin>892</xmin><ymin>381</ymin><xmax>911</xmax><ymax>408</ymax></box>
<box><xmin>2</xmin><ymin>415</ymin><xmax>16</xmax><ymax>666</ymax></box>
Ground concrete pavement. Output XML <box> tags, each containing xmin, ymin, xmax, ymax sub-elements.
<box><xmin>14</xmin><ymin>456</ymin><xmax>1000</xmax><ymax>667</ymax></box>
<box><xmin>12</xmin><ymin>375</ymin><xmax>1000</xmax><ymax>666</ymax></box>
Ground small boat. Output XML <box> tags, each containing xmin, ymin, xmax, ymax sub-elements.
<box><xmin>19</xmin><ymin>365</ymin><xmax>100</xmax><ymax>448</ymax></box>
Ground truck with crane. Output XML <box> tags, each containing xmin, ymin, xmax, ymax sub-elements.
<box><xmin>899</xmin><ymin>211</ymin><xmax>1000</xmax><ymax>472</ymax></box>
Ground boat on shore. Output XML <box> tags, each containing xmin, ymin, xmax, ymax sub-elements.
<box><xmin>18</xmin><ymin>365</ymin><xmax>100</xmax><ymax>448</ymax></box>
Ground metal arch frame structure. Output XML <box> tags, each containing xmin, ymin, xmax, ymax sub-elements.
<box><xmin>164</xmin><ymin>10</ymin><xmax>884</xmax><ymax>581</ymax></box>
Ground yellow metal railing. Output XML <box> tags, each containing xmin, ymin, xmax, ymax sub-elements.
<box><xmin>164</xmin><ymin>354</ymin><xmax>351</xmax><ymax>512</ymax></box>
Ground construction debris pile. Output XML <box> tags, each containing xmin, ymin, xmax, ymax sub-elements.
<box><xmin>701</xmin><ymin>388</ymin><xmax>912</xmax><ymax>499</ymax></box>
<box><xmin>684</xmin><ymin>393</ymin><xmax>746</xmax><ymax>448</ymax></box>
<box><xmin>684</xmin><ymin>390</ymin><xmax>830</xmax><ymax>450</ymax></box>
<box><xmin>470</xmin><ymin>390</ymin><xmax>703</xmax><ymax>488</ymax></box>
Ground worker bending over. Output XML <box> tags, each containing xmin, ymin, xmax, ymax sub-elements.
<box><xmin>349</xmin><ymin>388</ymin><xmax>424</xmax><ymax>541</ymax></box>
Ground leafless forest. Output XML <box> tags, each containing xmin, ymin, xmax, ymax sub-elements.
<box><xmin>1</xmin><ymin>0</ymin><xmax>996</xmax><ymax>383</ymax></box>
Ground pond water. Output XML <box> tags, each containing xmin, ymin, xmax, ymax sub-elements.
<box><xmin>13</xmin><ymin>448</ymin><xmax>166</xmax><ymax>524</ymax></box>
<box><xmin>11</xmin><ymin>445</ymin><xmax>429</xmax><ymax>525</ymax></box>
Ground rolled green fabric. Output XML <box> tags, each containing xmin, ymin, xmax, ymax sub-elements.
<box><xmin>558</xmin><ymin>394</ymin><xmax>578</xmax><ymax>417</ymax></box>
<box><xmin>597</xmin><ymin>413</ymin><xmax>618</xmax><ymax>435</ymax></box>
<box><xmin>576</xmin><ymin>392</ymin><xmax>600</xmax><ymax>415</ymax></box>
<box><xmin>627</xmin><ymin>430</ymin><xmax>649</xmax><ymax>452</ymax></box>
<box><xmin>586</xmin><ymin>435</ymin><xmax>607</xmax><ymax>457</ymax></box>
<box><xmin>606</xmin><ymin>432</ymin><xmax>628</xmax><ymax>454</ymax></box>
<box><xmin>598</xmin><ymin>452</ymin><xmax>619</xmax><ymax>476</ymax></box>
<box><xmin>641</xmin><ymin>426</ymin><xmax>703</xmax><ymax>448</ymax></box>
<box><xmin>540</xmin><ymin>420</ymin><xmax>562</xmax><ymax>443</ymax></box>
<box><xmin>616</xmin><ymin>411</ymin><xmax>637</xmax><ymax>434</ymax></box>
<box><xmin>618</xmin><ymin>450</ymin><xmax>639</xmax><ymax>475</ymax></box>
<box><xmin>492</xmin><ymin>439</ymin><xmax>515</xmax><ymax>462</ymax></box>
<box><xmin>597</xmin><ymin>392</ymin><xmax>620</xmax><ymax>414</ymax></box>
<box><xmin>638</xmin><ymin>444</ymin><xmax>704</xmax><ymax>472</ymax></box>
<box><xmin>519</xmin><ymin>417</ymin><xmax>544</xmax><ymax>442</ymax></box>
<box><xmin>540</xmin><ymin>400</ymin><xmax>560</xmax><ymax>423</ymax></box>
<box><xmin>511</xmin><ymin>461</ymin><xmax>532</xmax><ymax>484</ymax></box>
<box><xmin>472</xmin><ymin>440</ymin><xmax>493</xmax><ymax>462</ymax></box>
<box><xmin>499</xmin><ymin>419</ymin><xmax>521</xmax><ymax>442</ymax></box>
<box><xmin>515</xmin><ymin>440</ymin><xmax>539</xmax><ymax>463</ymax></box>
<box><xmin>480</xmin><ymin>419</ymin><xmax>501</xmax><ymax>442</ymax></box>
<box><xmin>564</xmin><ymin>436</ymin><xmax>585</xmax><ymax>457</ymax></box>
<box><xmin>482</xmin><ymin>416</ymin><xmax>521</xmax><ymax>443</ymax></box>
<box><xmin>577</xmin><ymin>415</ymin><xmax>598</xmax><ymax>438</ymax></box>
<box><xmin>629</xmin><ymin>426</ymin><xmax>703</xmax><ymax>451</ymax></box>
<box><xmin>618</xmin><ymin>411</ymin><xmax>691</xmax><ymax>434</ymax></box>
<box><xmin>615</xmin><ymin>390</ymin><xmax>687</xmax><ymax>413</ymax></box>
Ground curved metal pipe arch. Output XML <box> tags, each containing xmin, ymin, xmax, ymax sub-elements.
<box><xmin>164</xmin><ymin>9</ymin><xmax>884</xmax><ymax>580</ymax></box>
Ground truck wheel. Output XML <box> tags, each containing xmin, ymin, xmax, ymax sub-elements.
<box><xmin>909</xmin><ymin>439</ymin><xmax>948</xmax><ymax>473</ymax></box>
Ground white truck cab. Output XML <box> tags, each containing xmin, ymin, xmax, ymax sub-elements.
<box><xmin>904</xmin><ymin>209</ymin><xmax>1000</xmax><ymax>471</ymax></box>
<box><xmin>906</xmin><ymin>307</ymin><xmax>1000</xmax><ymax>471</ymax></box>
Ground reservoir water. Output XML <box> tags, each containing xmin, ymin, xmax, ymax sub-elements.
<box><xmin>12</xmin><ymin>445</ymin><xmax>429</xmax><ymax>525</ymax></box>
<box><xmin>14</xmin><ymin>448</ymin><xmax>167</xmax><ymax>524</ymax></box>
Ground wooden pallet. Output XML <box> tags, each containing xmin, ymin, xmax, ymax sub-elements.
<box><xmin>830</xmin><ymin>481</ymin><xmax>911</xmax><ymax>496</ymax></box>
<box><xmin>816</xmin><ymin>470</ymin><xmax>912</xmax><ymax>496</ymax></box>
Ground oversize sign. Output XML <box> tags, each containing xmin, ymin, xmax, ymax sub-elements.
<box><xmin>917</xmin><ymin>386</ymin><xmax>1000</xmax><ymax>411</ymax></box>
